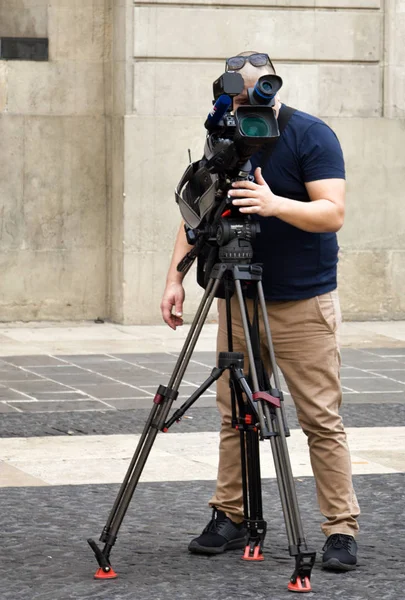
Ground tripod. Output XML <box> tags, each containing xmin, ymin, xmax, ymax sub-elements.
<box><xmin>88</xmin><ymin>247</ymin><xmax>316</xmax><ymax>593</ymax></box>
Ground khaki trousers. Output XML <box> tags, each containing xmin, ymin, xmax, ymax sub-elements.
<box><xmin>209</xmin><ymin>290</ymin><xmax>360</xmax><ymax>537</ymax></box>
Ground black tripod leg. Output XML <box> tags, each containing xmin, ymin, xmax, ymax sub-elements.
<box><xmin>243</xmin><ymin>423</ymin><xmax>266</xmax><ymax>561</ymax></box>
<box><xmin>255</xmin><ymin>281</ymin><xmax>316</xmax><ymax>592</ymax></box>
<box><xmin>229</xmin><ymin>281</ymin><xmax>270</xmax><ymax>561</ymax></box>
<box><xmin>231</xmin><ymin>277</ymin><xmax>315</xmax><ymax>591</ymax></box>
<box><xmin>88</xmin><ymin>273</ymin><xmax>225</xmax><ymax>578</ymax></box>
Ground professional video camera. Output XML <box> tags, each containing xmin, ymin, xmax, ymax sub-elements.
<box><xmin>175</xmin><ymin>70</ymin><xmax>283</xmax><ymax>291</ymax></box>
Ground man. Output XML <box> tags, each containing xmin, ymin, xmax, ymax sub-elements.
<box><xmin>160</xmin><ymin>51</ymin><xmax>360</xmax><ymax>572</ymax></box>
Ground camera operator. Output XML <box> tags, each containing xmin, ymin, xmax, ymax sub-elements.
<box><xmin>160</xmin><ymin>51</ymin><xmax>360</xmax><ymax>572</ymax></box>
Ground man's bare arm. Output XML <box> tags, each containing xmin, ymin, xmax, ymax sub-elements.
<box><xmin>165</xmin><ymin>222</ymin><xmax>194</xmax><ymax>284</ymax></box>
<box><xmin>161</xmin><ymin>222</ymin><xmax>193</xmax><ymax>329</ymax></box>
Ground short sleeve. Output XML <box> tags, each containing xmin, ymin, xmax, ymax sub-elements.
<box><xmin>299</xmin><ymin>122</ymin><xmax>345</xmax><ymax>182</ymax></box>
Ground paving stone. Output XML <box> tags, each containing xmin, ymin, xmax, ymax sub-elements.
<box><xmin>31</xmin><ymin>392</ymin><xmax>92</xmax><ymax>401</ymax></box>
<box><xmin>9</xmin><ymin>381</ymin><xmax>73</xmax><ymax>394</ymax></box>
<box><xmin>342</xmin><ymin>378</ymin><xmax>405</xmax><ymax>392</ymax></box>
<box><xmin>0</xmin><ymin>387</ymin><xmax>34</xmax><ymax>400</ymax></box>
<box><xmin>44</xmin><ymin>373</ymin><xmax>114</xmax><ymax>385</ymax></box>
<box><xmin>28</xmin><ymin>366</ymin><xmax>88</xmax><ymax>375</ymax></box>
<box><xmin>78</xmin><ymin>384</ymin><xmax>146</xmax><ymax>399</ymax></box>
<box><xmin>361</xmin><ymin>348</ymin><xmax>405</xmax><ymax>357</ymax></box>
<box><xmin>2</xmin><ymin>356</ymin><xmax>67</xmax><ymax>367</ymax></box>
<box><xmin>342</xmin><ymin>392</ymin><xmax>405</xmax><ymax>404</ymax></box>
<box><xmin>111</xmin><ymin>353</ymin><xmax>180</xmax><ymax>363</ymax></box>
<box><xmin>0</xmin><ymin>372</ymin><xmax>43</xmax><ymax>382</ymax></box>
<box><xmin>57</xmin><ymin>354</ymin><xmax>121</xmax><ymax>363</ymax></box>
<box><xmin>0</xmin><ymin>402</ymin><xmax>21</xmax><ymax>413</ymax></box>
<box><xmin>6</xmin><ymin>400</ymin><xmax>114</xmax><ymax>413</ymax></box>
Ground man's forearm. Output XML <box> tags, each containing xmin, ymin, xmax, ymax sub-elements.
<box><xmin>275</xmin><ymin>197</ymin><xmax>344</xmax><ymax>233</ymax></box>
<box><xmin>166</xmin><ymin>222</ymin><xmax>194</xmax><ymax>284</ymax></box>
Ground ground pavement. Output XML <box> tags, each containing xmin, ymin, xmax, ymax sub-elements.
<box><xmin>0</xmin><ymin>321</ymin><xmax>404</xmax><ymax>600</ymax></box>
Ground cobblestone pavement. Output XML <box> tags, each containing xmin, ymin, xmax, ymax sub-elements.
<box><xmin>1</xmin><ymin>347</ymin><xmax>405</xmax><ymax>599</ymax></box>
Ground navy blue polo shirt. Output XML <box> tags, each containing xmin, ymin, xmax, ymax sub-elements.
<box><xmin>249</xmin><ymin>105</ymin><xmax>345</xmax><ymax>301</ymax></box>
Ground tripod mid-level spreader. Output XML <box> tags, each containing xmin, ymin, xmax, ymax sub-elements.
<box><xmin>88</xmin><ymin>248</ymin><xmax>316</xmax><ymax>593</ymax></box>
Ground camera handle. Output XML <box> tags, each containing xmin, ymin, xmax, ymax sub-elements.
<box><xmin>87</xmin><ymin>259</ymin><xmax>315</xmax><ymax>593</ymax></box>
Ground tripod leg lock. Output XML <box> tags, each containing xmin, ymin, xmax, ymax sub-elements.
<box><xmin>287</xmin><ymin>550</ymin><xmax>316</xmax><ymax>593</ymax></box>
<box><xmin>252</xmin><ymin>391</ymin><xmax>280</xmax><ymax>408</ymax></box>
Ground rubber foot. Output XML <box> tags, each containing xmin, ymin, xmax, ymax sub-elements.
<box><xmin>242</xmin><ymin>546</ymin><xmax>264</xmax><ymax>561</ymax></box>
<box><xmin>287</xmin><ymin>577</ymin><xmax>312</xmax><ymax>593</ymax></box>
<box><xmin>94</xmin><ymin>567</ymin><xmax>118</xmax><ymax>580</ymax></box>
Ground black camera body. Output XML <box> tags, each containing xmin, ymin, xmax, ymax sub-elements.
<box><xmin>175</xmin><ymin>71</ymin><xmax>283</xmax><ymax>293</ymax></box>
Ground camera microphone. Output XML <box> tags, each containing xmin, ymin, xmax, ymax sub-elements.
<box><xmin>204</xmin><ymin>94</ymin><xmax>232</xmax><ymax>131</ymax></box>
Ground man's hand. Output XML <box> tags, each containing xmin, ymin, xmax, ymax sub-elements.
<box><xmin>160</xmin><ymin>282</ymin><xmax>185</xmax><ymax>330</ymax></box>
<box><xmin>228</xmin><ymin>167</ymin><xmax>284</xmax><ymax>217</ymax></box>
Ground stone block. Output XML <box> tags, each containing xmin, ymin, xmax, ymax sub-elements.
<box><xmin>385</xmin><ymin>66</ymin><xmax>405</xmax><ymax>118</ymax></box>
<box><xmin>0</xmin><ymin>116</ymin><xmax>25</xmax><ymax>250</ymax></box>
<box><xmin>48</xmin><ymin>4</ymin><xmax>107</xmax><ymax>62</ymax></box>
<box><xmin>279</xmin><ymin>63</ymin><xmax>381</xmax><ymax>117</ymax></box>
<box><xmin>120</xmin><ymin>250</ymin><xmax>216</xmax><ymax>324</ymax></box>
<box><xmin>384</xmin><ymin>2</ymin><xmax>405</xmax><ymax>117</ymax></box>
<box><xmin>118</xmin><ymin>113</ymin><xmax>210</xmax><ymax>323</ymax></box>
<box><xmin>315</xmin><ymin>0</ymin><xmax>380</xmax><ymax>6</ymax></box>
<box><xmin>110</xmin><ymin>116</ymin><xmax>125</xmax><ymax>254</ymax></box>
<box><xmin>328</xmin><ymin>118</ymin><xmax>405</xmax><ymax>251</ymax></box>
<box><xmin>123</xmin><ymin>115</ymin><xmax>205</xmax><ymax>253</ymax></box>
<box><xmin>113</xmin><ymin>60</ymin><xmax>132</xmax><ymax>116</ymax></box>
<box><xmin>0</xmin><ymin>62</ymin><xmax>7</xmax><ymax>112</ymax></box>
<box><xmin>109</xmin><ymin>248</ymin><xmax>124</xmax><ymax>323</ymax></box>
<box><xmin>0</xmin><ymin>1</ymin><xmax>48</xmax><ymax>38</ymax></box>
<box><xmin>133</xmin><ymin>61</ymin><xmax>221</xmax><ymax>117</ymax></box>
<box><xmin>134</xmin><ymin>1</ymin><xmax>381</xmax><ymax>7</ymax></box>
<box><xmin>278</xmin><ymin>64</ymin><xmax>320</xmax><ymax>115</ymax></box>
<box><xmin>6</xmin><ymin>61</ymin><xmax>105</xmax><ymax>115</ymax></box>
<box><xmin>6</xmin><ymin>62</ymin><xmax>75</xmax><ymax>115</ymax></box>
<box><xmin>50</xmin><ymin>0</ymin><xmax>105</xmax><ymax>6</ymax></box>
<box><xmin>22</xmin><ymin>116</ymin><xmax>106</xmax><ymax>251</ymax></box>
<box><xmin>134</xmin><ymin>6</ymin><xmax>381</xmax><ymax>62</ymax></box>
<box><xmin>112</xmin><ymin>5</ymin><xmax>133</xmax><ymax>63</ymax></box>
<box><xmin>338</xmin><ymin>250</ymin><xmax>391</xmax><ymax>320</ymax></box>
<box><xmin>390</xmin><ymin>251</ymin><xmax>405</xmax><ymax>314</ymax></box>
<box><xmin>385</xmin><ymin>10</ymin><xmax>405</xmax><ymax>66</ymax></box>
<box><xmin>318</xmin><ymin>64</ymin><xmax>381</xmax><ymax>117</ymax></box>
<box><xmin>0</xmin><ymin>248</ymin><xmax>106</xmax><ymax>321</ymax></box>
<box><xmin>133</xmin><ymin>61</ymin><xmax>381</xmax><ymax>120</ymax></box>
<box><xmin>108</xmin><ymin>117</ymin><xmax>125</xmax><ymax>321</ymax></box>
<box><xmin>75</xmin><ymin>62</ymin><xmax>106</xmax><ymax>115</ymax></box>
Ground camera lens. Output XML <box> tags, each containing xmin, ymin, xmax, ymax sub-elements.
<box><xmin>239</xmin><ymin>116</ymin><xmax>270</xmax><ymax>137</ymax></box>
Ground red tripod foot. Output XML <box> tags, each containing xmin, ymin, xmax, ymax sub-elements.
<box><xmin>287</xmin><ymin>576</ymin><xmax>312</xmax><ymax>593</ymax></box>
<box><xmin>242</xmin><ymin>543</ymin><xmax>264</xmax><ymax>561</ymax></box>
<box><xmin>287</xmin><ymin>549</ymin><xmax>316</xmax><ymax>593</ymax></box>
<box><xmin>94</xmin><ymin>566</ymin><xmax>118</xmax><ymax>580</ymax></box>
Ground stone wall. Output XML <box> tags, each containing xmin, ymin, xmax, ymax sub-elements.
<box><xmin>0</xmin><ymin>0</ymin><xmax>404</xmax><ymax>323</ymax></box>
<box><xmin>0</xmin><ymin>0</ymin><xmax>109</xmax><ymax>320</ymax></box>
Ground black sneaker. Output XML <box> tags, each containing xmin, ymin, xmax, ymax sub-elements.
<box><xmin>188</xmin><ymin>508</ymin><xmax>247</xmax><ymax>555</ymax></box>
<box><xmin>322</xmin><ymin>534</ymin><xmax>358</xmax><ymax>571</ymax></box>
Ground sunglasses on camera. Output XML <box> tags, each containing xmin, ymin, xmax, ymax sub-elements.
<box><xmin>225</xmin><ymin>53</ymin><xmax>275</xmax><ymax>73</ymax></box>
